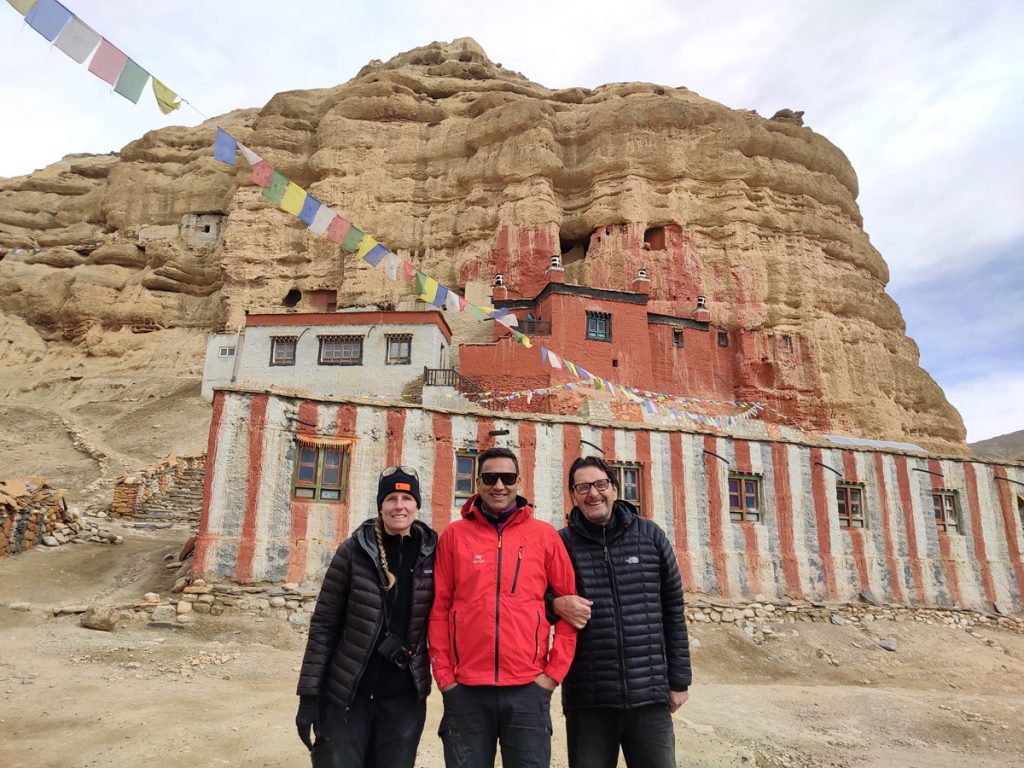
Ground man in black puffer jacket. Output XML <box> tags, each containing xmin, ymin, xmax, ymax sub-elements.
<box><xmin>552</xmin><ymin>456</ymin><xmax>691</xmax><ymax>768</ymax></box>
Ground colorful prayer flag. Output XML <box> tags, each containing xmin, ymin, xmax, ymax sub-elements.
<box><xmin>308</xmin><ymin>205</ymin><xmax>335</xmax><ymax>235</ymax></box>
<box><xmin>25</xmin><ymin>0</ymin><xmax>71</xmax><ymax>42</ymax></box>
<box><xmin>469</xmin><ymin>304</ymin><xmax>485</xmax><ymax>321</ymax></box>
<box><xmin>564</xmin><ymin>360</ymin><xmax>578</xmax><ymax>377</ymax></box>
<box><xmin>384</xmin><ymin>253</ymin><xmax>402</xmax><ymax>279</ymax></box>
<box><xmin>262</xmin><ymin>171</ymin><xmax>288</xmax><ymax>205</ymax></box>
<box><xmin>53</xmin><ymin>16</ymin><xmax>99</xmax><ymax>63</ymax></box>
<box><xmin>354</xmin><ymin>235</ymin><xmax>379</xmax><ymax>261</ymax></box>
<box><xmin>298</xmin><ymin>195</ymin><xmax>321</xmax><ymax>226</ymax></box>
<box><xmin>151</xmin><ymin>78</ymin><xmax>181</xmax><ymax>114</ymax></box>
<box><xmin>213</xmin><ymin>129</ymin><xmax>237</xmax><ymax>165</ymax></box>
<box><xmin>433</xmin><ymin>285</ymin><xmax>449</xmax><ymax>309</ymax></box>
<box><xmin>8</xmin><ymin>0</ymin><xmax>38</xmax><ymax>15</ymax></box>
<box><xmin>416</xmin><ymin>272</ymin><xmax>439</xmax><ymax>303</ymax></box>
<box><xmin>401</xmin><ymin>261</ymin><xmax>417</xmax><ymax>280</ymax></box>
<box><xmin>238</xmin><ymin>143</ymin><xmax>261</xmax><ymax>166</ymax></box>
<box><xmin>251</xmin><ymin>159</ymin><xmax>273</xmax><ymax>188</ymax></box>
<box><xmin>548</xmin><ymin>350</ymin><xmax>563</xmax><ymax>370</ymax></box>
<box><xmin>325</xmin><ymin>215</ymin><xmax>351</xmax><ymax>244</ymax></box>
<box><xmin>279</xmin><ymin>182</ymin><xmax>307</xmax><ymax>215</ymax></box>
<box><xmin>114</xmin><ymin>58</ymin><xmax>149</xmax><ymax>103</ymax></box>
<box><xmin>445</xmin><ymin>291</ymin><xmax>461</xmax><ymax>313</ymax></box>
<box><xmin>340</xmin><ymin>226</ymin><xmax>364</xmax><ymax>254</ymax></box>
<box><xmin>88</xmin><ymin>38</ymin><xmax>128</xmax><ymax>85</ymax></box>
<box><xmin>362</xmin><ymin>244</ymin><xmax>389</xmax><ymax>267</ymax></box>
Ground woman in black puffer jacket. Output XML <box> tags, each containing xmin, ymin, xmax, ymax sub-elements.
<box><xmin>295</xmin><ymin>466</ymin><xmax>437</xmax><ymax>768</ymax></box>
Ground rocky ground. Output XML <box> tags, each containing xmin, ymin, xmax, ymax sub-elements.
<box><xmin>2</xmin><ymin>521</ymin><xmax>1023</xmax><ymax>768</ymax></box>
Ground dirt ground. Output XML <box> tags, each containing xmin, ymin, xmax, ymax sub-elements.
<box><xmin>2</xmin><ymin>524</ymin><xmax>1023</xmax><ymax>768</ymax></box>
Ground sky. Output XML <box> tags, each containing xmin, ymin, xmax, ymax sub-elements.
<box><xmin>1</xmin><ymin>0</ymin><xmax>1021</xmax><ymax>443</ymax></box>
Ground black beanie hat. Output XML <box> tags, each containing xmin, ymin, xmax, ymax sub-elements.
<box><xmin>377</xmin><ymin>468</ymin><xmax>421</xmax><ymax>510</ymax></box>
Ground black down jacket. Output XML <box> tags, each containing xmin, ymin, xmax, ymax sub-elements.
<box><xmin>296</xmin><ymin>518</ymin><xmax>437</xmax><ymax>708</ymax></box>
<box><xmin>559</xmin><ymin>500</ymin><xmax>691</xmax><ymax>709</ymax></box>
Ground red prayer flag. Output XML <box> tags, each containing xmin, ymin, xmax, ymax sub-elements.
<box><xmin>401</xmin><ymin>261</ymin><xmax>417</xmax><ymax>280</ymax></box>
<box><xmin>326</xmin><ymin>216</ymin><xmax>352</xmax><ymax>245</ymax></box>
<box><xmin>251</xmin><ymin>160</ymin><xmax>273</xmax><ymax>187</ymax></box>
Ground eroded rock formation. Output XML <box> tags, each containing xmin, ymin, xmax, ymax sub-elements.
<box><xmin>0</xmin><ymin>38</ymin><xmax>966</xmax><ymax>453</ymax></box>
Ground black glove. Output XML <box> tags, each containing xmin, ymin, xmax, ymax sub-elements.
<box><xmin>296</xmin><ymin>695</ymin><xmax>320</xmax><ymax>750</ymax></box>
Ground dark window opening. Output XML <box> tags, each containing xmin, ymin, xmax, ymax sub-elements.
<box><xmin>932</xmin><ymin>491</ymin><xmax>961</xmax><ymax>534</ymax></box>
<box><xmin>673</xmin><ymin>329</ymin><xmax>685</xmax><ymax>348</ymax></box>
<box><xmin>559</xmin><ymin>233</ymin><xmax>590</xmax><ymax>266</ymax></box>
<box><xmin>717</xmin><ymin>331</ymin><xmax>729</xmax><ymax>347</ymax></box>
<box><xmin>612</xmin><ymin>359</ymin><xmax>618</xmax><ymax>368</ymax></box>
<box><xmin>837</xmin><ymin>483</ymin><xmax>866</xmax><ymax>528</ymax></box>
<box><xmin>202</xmin><ymin>225</ymin><xmax>212</xmax><ymax>233</ymax></box>
<box><xmin>586</xmin><ymin>311</ymin><xmax>612</xmax><ymax>342</ymax></box>
<box><xmin>283</xmin><ymin>288</ymin><xmax>302</xmax><ymax>308</ymax></box>
<box><xmin>643</xmin><ymin>226</ymin><xmax>667</xmax><ymax>251</ymax></box>
<box><xmin>781</xmin><ymin>334</ymin><xmax>793</xmax><ymax>353</ymax></box>
<box><xmin>455</xmin><ymin>451</ymin><xmax>479</xmax><ymax>498</ymax></box>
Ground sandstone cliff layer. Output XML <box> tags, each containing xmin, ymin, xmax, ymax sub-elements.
<box><xmin>0</xmin><ymin>38</ymin><xmax>966</xmax><ymax>453</ymax></box>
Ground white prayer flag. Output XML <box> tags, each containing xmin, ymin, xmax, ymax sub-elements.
<box><xmin>548</xmin><ymin>350</ymin><xmax>563</xmax><ymax>370</ymax></box>
<box><xmin>238</xmin><ymin>143</ymin><xmax>262</xmax><ymax>165</ymax></box>
<box><xmin>54</xmin><ymin>16</ymin><xmax>100</xmax><ymax>64</ymax></box>
<box><xmin>384</xmin><ymin>253</ymin><xmax>402</xmax><ymax>280</ymax></box>
<box><xmin>445</xmin><ymin>291</ymin><xmax>462</xmax><ymax>313</ymax></box>
<box><xmin>308</xmin><ymin>205</ymin><xmax>336</xmax><ymax>235</ymax></box>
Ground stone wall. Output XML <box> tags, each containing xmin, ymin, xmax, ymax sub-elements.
<box><xmin>1</xmin><ymin>477</ymin><xmax>122</xmax><ymax>553</ymax></box>
<box><xmin>111</xmin><ymin>453</ymin><xmax>205</xmax><ymax>523</ymax></box>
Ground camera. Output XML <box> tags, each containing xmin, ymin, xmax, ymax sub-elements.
<box><xmin>376</xmin><ymin>632</ymin><xmax>413</xmax><ymax>669</ymax></box>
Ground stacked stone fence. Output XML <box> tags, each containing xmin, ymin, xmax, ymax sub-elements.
<box><xmin>111</xmin><ymin>453</ymin><xmax>206</xmax><ymax>523</ymax></box>
<box><xmin>1</xmin><ymin>477</ymin><xmax>122</xmax><ymax>554</ymax></box>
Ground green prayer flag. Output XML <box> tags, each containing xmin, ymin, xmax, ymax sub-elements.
<box><xmin>340</xmin><ymin>225</ymin><xmax>364</xmax><ymax>254</ymax></box>
<box><xmin>262</xmin><ymin>172</ymin><xmax>288</xmax><ymax>205</ymax></box>
<box><xmin>469</xmin><ymin>304</ymin><xmax>485</xmax><ymax>321</ymax></box>
<box><xmin>113</xmin><ymin>58</ymin><xmax>149</xmax><ymax>104</ymax></box>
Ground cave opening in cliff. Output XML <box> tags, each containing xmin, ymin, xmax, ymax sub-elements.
<box><xmin>644</xmin><ymin>226</ymin><xmax>667</xmax><ymax>251</ymax></box>
<box><xmin>282</xmin><ymin>289</ymin><xmax>302</xmax><ymax>308</ymax></box>
<box><xmin>559</xmin><ymin>233</ymin><xmax>590</xmax><ymax>266</ymax></box>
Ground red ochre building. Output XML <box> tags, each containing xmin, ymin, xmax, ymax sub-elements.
<box><xmin>458</xmin><ymin>258</ymin><xmax>795</xmax><ymax>424</ymax></box>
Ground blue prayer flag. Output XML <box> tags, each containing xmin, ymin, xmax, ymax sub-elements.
<box><xmin>26</xmin><ymin>0</ymin><xmax>72</xmax><ymax>42</ymax></box>
<box><xmin>298</xmin><ymin>195</ymin><xmax>321</xmax><ymax>226</ymax></box>
<box><xmin>363</xmin><ymin>244</ymin><xmax>389</xmax><ymax>267</ymax></box>
<box><xmin>213</xmin><ymin>128</ymin><xmax>237</xmax><ymax>165</ymax></box>
<box><xmin>433</xmin><ymin>285</ymin><xmax>449</xmax><ymax>309</ymax></box>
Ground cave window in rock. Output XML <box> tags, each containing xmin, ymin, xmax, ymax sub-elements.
<box><xmin>586</xmin><ymin>311</ymin><xmax>612</xmax><ymax>342</ymax></box>
<box><xmin>673</xmin><ymin>329</ymin><xmax>685</xmax><ymax>348</ymax></box>
<box><xmin>717</xmin><ymin>331</ymin><xmax>729</xmax><ymax>348</ymax></box>
<box><xmin>319</xmin><ymin>335</ymin><xmax>363</xmax><ymax>366</ymax></box>
<box><xmin>932</xmin><ymin>490</ymin><xmax>962</xmax><ymax>534</ymax></box>
<box><xmin>559</xmin><ymin>233</ymin><xmax>590</xmax><ymax>266</ymax></box>
<box><xmin>836</xmin><ymin>483</ymin><xmax>866</xmax><ymax>529</ymax></box>
<box><xmin>282</xmin><ymin>289</ymin><xmax>302</xmax><ymax>308</ymax></box>
<box><xmin>644</xmin><ymin>226</ymin><xmax>667</xmax><ymax>251</ymax></box>
<box><xmin>781</xmin><ymin>334</ymin><xmax>793</xmax><ymax>353</ymax></box>
<box><xmin>270</xmin><ymin>336</ymin><xmax>297</xmax><ymax>367</ymax></box>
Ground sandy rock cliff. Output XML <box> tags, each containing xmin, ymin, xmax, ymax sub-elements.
<box><xmin>0</xmin><ymin>37</ymin><xmax>966</xmax><ymax>466</ymax></box>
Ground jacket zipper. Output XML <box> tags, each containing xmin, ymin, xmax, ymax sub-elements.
<box><xmin>533</xmin><ymin>611</ymin><xmax>540</xmax><ymax>663</ymax></box>
<box><xmin>452</xmin><ymin>610</ymin><xmax>460</xmax><ymax>668</ymax></box>
<box><xmin>603</xmin><ymin>525</ymin><xmax>628</xmax><ymax>707</ymax></box>
<box><xmin>510</xmin><ymin>545</ymin><xmax>523</xmax><ymax>594</ymax></box>
<box><xmin>494</xmin><ymin>531</ymin><xmax>503</xmax><ymax>683</ymax></box>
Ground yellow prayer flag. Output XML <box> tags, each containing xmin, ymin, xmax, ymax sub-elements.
<box><xmin>9</xmin><ymin>0</ymin><xmax>37</xmax><ymax>16</ymax></box>
<box><xmin>280</xmin><ymin>182</ymin><xmax>307</xmax><ymax>216</ymax></box>
<box><xmin>419</xmin><ymin>275</ymin><xmax>439</xmax><ymax>303</ymax></box>
<box><xmin>354</xmin><ymin>235</ymin><xmax>379</xmax><ymax>261</ymax></box>
<box><xmin>151</xmin><ymin>78</ymin><xmax>181</xmax><ymax>114</ymax></box>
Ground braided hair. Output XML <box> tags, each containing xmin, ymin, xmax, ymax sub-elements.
<box><xmin>373</xmin><ymin>517</ymin><xmax>397</xmax><ymax>591</ymax></box>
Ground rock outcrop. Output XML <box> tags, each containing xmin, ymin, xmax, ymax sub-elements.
<box><xmin>0</xmin><ymin>38</ymin><xmax>966</xmax><ymax>453</ymax></box>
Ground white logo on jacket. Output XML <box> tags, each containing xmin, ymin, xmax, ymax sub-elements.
<box><xmin>625</xmin><ymin>555</ymin><xmax>640</xmax><ymax>564</ymax></box>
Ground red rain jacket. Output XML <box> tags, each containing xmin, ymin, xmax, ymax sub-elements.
<box><xmin>428</xmin><ymin>495</ymin><xmax>578</xmax><ymax>689</ymax></box>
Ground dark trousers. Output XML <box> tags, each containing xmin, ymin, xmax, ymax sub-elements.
<box><xmin>564</xmin><ymin>704</ymin><xmax>677</xmax><ymax>768</ymax></box>
<box><xmin>439</xmin><ymin>683</ymin><xmax>553</xmax><ymax>768</ymax></box>
<box><xmin>313</xmin><ymin>692</ymin><xmax>426</xmax><ymax>768</ymax></box>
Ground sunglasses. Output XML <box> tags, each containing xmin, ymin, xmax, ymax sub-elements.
<box><xmin>572</xmin><ymin>479</ymin><xmax>611</xmax><ymax>495</ymax></box>
<box><xmin>479</xmin><ymin>472</ymin><xmax>519</xmax><ymax>487</ymax></box>
<box><xmin>380</xmin><ymin>465</ymin><xmax>419</xmax><ymax>479</ymax></box>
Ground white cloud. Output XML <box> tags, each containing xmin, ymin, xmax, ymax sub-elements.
<box><xmin>945</xmin><ymin>369</ymin><xmax>1024</xmax><ymax>443</ymax></box>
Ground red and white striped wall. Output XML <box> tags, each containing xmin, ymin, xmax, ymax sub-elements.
<box><xmin>194</xmin><ymin>390</ymin><xmax>1024</xmax><ymax>613</ymax></box>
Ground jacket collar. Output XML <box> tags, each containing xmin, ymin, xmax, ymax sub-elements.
<box><xmin>355</xmin><ymin>517</ymin><xmax>438</xmax><ymax>586</ymax></box>
<box><xmin>567</xmin><ymin>499</ymin><xmax>638</xmax><ymax>542</ymax></box>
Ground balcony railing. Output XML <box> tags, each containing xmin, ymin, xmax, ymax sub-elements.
<box><xmin>520</xmin><ymin>319</ymin><xmax>551</xmax><ymax>336</ymax></box>
<box><xmin>423</xmin><ymin>367</ymin><xmax>482</xmax><ymax>393</ymax></box>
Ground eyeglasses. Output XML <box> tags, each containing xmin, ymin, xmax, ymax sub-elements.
<box><xmin>381</xmin><ymin>466</ymin><xmax>419</xmax><ymax>479</ymax></box>
<box><xmin>572</xmin><ymin>479</ymin><xmax>611</xmax><ymax>495</ymax></box>
<box><xmin>479</xmin><ymin>472</ymin><xmax>518</xmax><ymax>487</ymax></box>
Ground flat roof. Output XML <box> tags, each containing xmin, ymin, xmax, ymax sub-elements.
<box><xmin>244</xmin><ymin>310</ymin><xmax>452</xmax><ymax>342</ymax></box>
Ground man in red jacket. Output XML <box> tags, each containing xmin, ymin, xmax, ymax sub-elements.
<box><xmin>429</xmin><ymin>446</ymin><xmax>578</xmax><ymax>768</ymax></box>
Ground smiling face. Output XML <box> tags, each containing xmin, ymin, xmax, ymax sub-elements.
<box><xmin>571</xmin><ymin>465</ymin><xmax>618</xmax><ymax>525</ymax></box>
<box><xmin>477</xmin><ymin>456</ymin><xmax>519</xmax><ymax>515</ymax></box>
<box><xmin>380</xmin><ymin>492</ymin><xmax>418</xmax><ymax>536</ymax></box>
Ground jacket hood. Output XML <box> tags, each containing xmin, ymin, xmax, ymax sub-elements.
<box><xmin>459</xmin><ymin>494</ymin><xmax>534</xmax><ymax>524</ymax></box>
<box><xmin>567</xmin><ymin>499</ymin><xmax>638</xmax><ymax>541</ymax></box>
<box><xmin>354</xmin><ymin>517</ymin><xmax>438</xmax><ymax>586</ymax></box>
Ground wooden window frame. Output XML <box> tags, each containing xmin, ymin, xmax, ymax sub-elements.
<box><xmin>270</xmin><ymin>336</ymin><xmax>297</xmax><ymax>366</ymax></box>
<box><xmin>836</xmin><ymin>483</ymin><xmax>867</xmax><ymax>529</ymax></box>
<box><xmin>608</xmin><ymin>461</ymin><xmax>643</xmax><ymax>514</ymax></box>
<box><xmin>932</xmin><ymin>490</ymin><xmax>962</xmax><ymax>534</ymax></box>
<box><xmin>672</xmin><ymin>328</ymin><xmax>685</xmax><ymax>348</ymax></box>
<box><xmin>318</xmin><ymin>335</ymin><xmax>362</xmax><ymax>366</ymax></box>
<box><xmin>385</xmin><ymin>333</ymin><xmax>413</xmax><ymax>365</ymax></box>
<box><xmin>728</xmin><ymin>473</ymin><xmax>762</xmax><ymax>522</ymax></box>
<box><xmin>292</xmin><ymin>443</ymin><xmax>351</xmax><ymax>502</ymax></box>
<box><xmin>454</xmin><ymin>451</ymin><xmax>479</xmax><ymax>499</ymax></box>
<box><xmin>585</xmin><ymin>311</ymin><xmax>612</xmax><ymax>342</ymax></box>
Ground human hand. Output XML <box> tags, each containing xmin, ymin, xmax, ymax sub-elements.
<box><xmin>553</xmin><ymin>594</ymin><xmax>593</xmax><ymax>629</ymax></box>
<box><xmin>441</xmin><ymin>682</ymin><xmax>459</xmax><ymax>693</ymax></box>
<box><xmin>534</xmin><ymin>673</ymin><xmax>557</xmax><ymax>691</ymax></box>
<box><xmin>668</xmin><ymin>689</ymin><xmax>689</xmax><ymax>712</ymax></box>
<box><xmin>295</xmin><ymin>695</ymin><xmax>320</xmax><ymax>750</ymax></box>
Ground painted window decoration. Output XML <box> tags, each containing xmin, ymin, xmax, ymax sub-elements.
<box><xmin>932</xmin><ymin>490</ymin><xmax>961</xmax><ymax>534</ymax></box>
<box><xmin>728</xmin><ymin>473</ymin><xmax>761</xmax><ymax>522</ymax></box>
<box><xmin>293</xmin><ymin>439</ymin><xmax>352</xmax><ymax>502</ymax></box>
<box><xmin>836</xmin><ymin>483</ymin><xmax>867</xmax><ymax>528</ymax></box>
<box><xmin>270</xmin><ymin>336</ymin><xmax>297</xmax><ymax>366</ymax></box>
<box><xmin>586</xmin><ymin>311</ymin><xmax>612</xmax><ymax>342</ymax></box>
<box><xmin>319</xmin><ymin>335</ymin><xmax>363</xmax><ymax>366</ymax></box>
<box><xmin>385</xmin><ymin>333</ymin><xmax>413</xmax><ymax>365</ymax></box>
<box><xmin>672</xmin><ymin>328</ymin><xmax>685</xmax><ymax>348</ymax></box>
<box><xmin>608</xmin><ymin>462</ymin><xmax>643</xmax><ymax>514</ymax></box>
<box><xmin>219</xmin><ymin>345</ymin><xmax>236</xmax><ymax>358</ymax></box>
<box><xmin>454</xmin><ymin>451</ymin><xmax>479</xmax><ymax>498</ymax></box>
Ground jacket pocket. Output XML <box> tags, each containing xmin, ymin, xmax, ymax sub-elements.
<box><xmin>452</xmin><ymin>610</ymin><xmax>460</xmax><ymax>668</ymax></box>
<box><xmin>510</xmin><ymin>546</ymin><xmax>524</xmax><ymax>594</ymax></box>
<box><xmin>533</xmin><ymin>611</ymin><xmax>541</xmax><ymax>664</ymax></box>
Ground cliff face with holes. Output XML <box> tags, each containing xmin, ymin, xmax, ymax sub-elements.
<box><xmin>0</xmin><ymin>38</ymin><xmax>966</xmax><ymax>454</ymax></box>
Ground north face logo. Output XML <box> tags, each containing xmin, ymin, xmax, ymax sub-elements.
<box><xmin>625</xmin><ymin>556</ymin><xmax>640</xmax><ymax>565</ymax></box>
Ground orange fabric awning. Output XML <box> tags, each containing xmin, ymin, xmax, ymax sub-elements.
<box><xmin>296</xmin><ymin>434</ymin><xmax>356</xmax><ymax>448</ymax></box>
